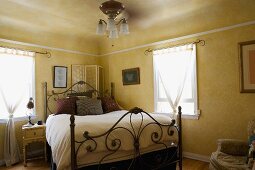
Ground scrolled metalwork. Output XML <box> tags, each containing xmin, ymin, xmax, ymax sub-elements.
<box><xmin>75</xmin><ymin>137</ymin><xmax>97</xmax><ymax>159</ymax></box>
<box><xmin>105</xmin><ymin>132</ymin><xmax>121</xmax><ymax>152</ymax></box>
<box><xmin>46</xmin><ymin>81</ymin><xmax>100</xmax><ymax>114</ymax></box>
<box><xmin>75</xmin><ymin>107</ymin><xmax>181</xmax><ymax>169</ymax></box>
<box><xmin>169</xmin><ymin>130</ymin><xmax>175</xmax><ymax>136</ymax></box>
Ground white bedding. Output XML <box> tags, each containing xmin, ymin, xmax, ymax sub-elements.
<box><xmin>46</xmin><ymin>110</ymin><xmax>178</xmax><ymax>170</ymax></box>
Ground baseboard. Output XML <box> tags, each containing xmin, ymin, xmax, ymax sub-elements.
<box><xmin>0</xmin><ymin>159</ymin><xmax>5</xmax><ymax>166</ymax></box>
<box><xmin>183</xmin><ymin>152</ymin><xmax>210</xmax><ymax>163</ymax></box>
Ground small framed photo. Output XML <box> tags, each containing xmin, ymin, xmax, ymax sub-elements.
<box><xmin>122</xmin><ymin>67</ymin><xmax>140</xmax><ymax>85</ymax></box>
<box><xmin>239</xmin><ymin>40</ymin><xmax>255</xmax><ymax>93</ymax></box>
<box><xmin>53</xmin><ymin>66</ymin><xmax>67</xmax><ymax>88</ymax></box>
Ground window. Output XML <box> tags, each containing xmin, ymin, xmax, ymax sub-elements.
<box><xmin>0</xmin><ymin>48</ymin><xmax>35</xmax><ymax>119</ymax></box>
<box><xmin>153</xmin><ymin>44</ymin><xmax>199</xmax><ymax>117</ymax></box>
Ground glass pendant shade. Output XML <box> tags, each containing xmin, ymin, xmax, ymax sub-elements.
<box><xmin>96</xmin><ymin>0</ymin><xmax>130</xmax><ymax>38</ymax></box>
<box><xmin>96</xmin><ymin>20</ymin><xmax>105</xmax><ymax>35</ymax></box>
<box><xmin>106</xmin><ymin>18</ymin><xmax>117</xmax><ymax>31</ymax></box>
<box><xmin>109</xmin><ymin>29</ymin><xmax>119</xmax><ymax>39</ymax></box>
<box><xmin>119</xmin><ymin>19</ymin><xmax>129</xmax><ymax>35</ymax></box>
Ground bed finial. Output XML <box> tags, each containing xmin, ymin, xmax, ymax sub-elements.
<box><xmin>77</xmin><ymin>81</ymin><xmax>85</xmax><ymax>85</ymax></box>
<box><xmin>129</xmin><ymin>107</ymin><xmax>144</xmax><ymax>114</ymax></box>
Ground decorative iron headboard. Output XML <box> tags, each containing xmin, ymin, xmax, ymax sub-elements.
<box><xmin>43</xmin><ymin>81</ymin><xmax>101</xmax><ymax>119</ymax></box>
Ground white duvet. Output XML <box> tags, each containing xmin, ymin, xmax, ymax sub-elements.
<box><xmin>46</xmin><ymin>110</ymin><xmax>177</xmax><ymax>170</ymax></box>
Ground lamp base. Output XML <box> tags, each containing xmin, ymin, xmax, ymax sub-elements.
<box><xmin>24</xmin><ymin>116</ymin><xmax>34</xmax><ymax>127</ymax></box>
<box><xmin>23</xmin><ymin>122</ymin><xmax>34</xmax><ymax>127</ymax></box>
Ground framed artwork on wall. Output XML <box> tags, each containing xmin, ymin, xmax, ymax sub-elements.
<box><xmin>122</xmin><ymin>67</ymin><xmax>140</xmax><ymax>85</ymax></box>
<box><xmin>53</xmin><ymin>66</ymin><xmax>67</xmax><ymax>88</ymax></box>
<box><xmin>239</xmin><ymin>40</ymin><xmax>255</xmax><ymax>93</ymax></box>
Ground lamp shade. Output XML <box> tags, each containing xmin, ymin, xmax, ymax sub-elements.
<box><xmin>106</xmin><ymin>18</ymin><xmax>117</xmax><ymax>31</ymax></box>
<box><xmin>109</xmin><ymin>29</ymin><xmax>119</xmax><ymax>38</ymax></box>
<box><xmin>96</xmin><ymin>20</ymin><xmax>105</xmax><ymax>35</ymax></box>
<box><xmin>119</xmin><ymin>19</ymin><xmax>129</xmax><ymax>35</ymax></box>
<box><xmin>27</xmin><ymin>97</ymin><xmax>34</xmax><ymax>109</ymax></box>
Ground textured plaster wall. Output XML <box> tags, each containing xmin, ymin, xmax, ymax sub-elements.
<box><xmin>0</xmin><ymin>42</ymin><xmax>100</xmax><ymax>161</ymax></box>
<box><xmin>99</xmin><ymin>24</ymin><xmax>255</xmax><ymax>156</ymax></box>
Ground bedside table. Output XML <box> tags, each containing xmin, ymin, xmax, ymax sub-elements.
<box><xmin>22</xmin><ymin>124</ymin><xmax>47</xmax><ymax>166</ymax></box>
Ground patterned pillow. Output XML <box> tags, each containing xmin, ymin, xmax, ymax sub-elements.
<box><xmin>56</xmin><ymin>98</ymin><xmax>77</xmax><ymax>115</ymax></box>
<box><xmin>101</xmin><ymin>96</ymin><xmax>120</xmax><ymax>113</ymax></box>
<box><xmin>76</xmin><ymin>98</ymin><xmax>103</xmax><ymax>116</ymax></box>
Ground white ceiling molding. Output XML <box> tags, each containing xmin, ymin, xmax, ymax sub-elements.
<box><xmin>100</xmin><ymin>20</ymin><xmax>255</xmax><ymax>56</ymax></box>
<box><xmin>0</xmin><ymin>20</ymin><xmax>255</xmax><ymax>57</ymax></box>
<box><xmin>0</xmin><ymin>38</ymin><xmax>100</xmax><ymax>57</ymax></box>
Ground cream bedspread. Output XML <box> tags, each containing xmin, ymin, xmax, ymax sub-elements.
<box><xmin>46</xmin><ymin>110</ymin><xmax>177</xmax><ymax>170</ymax></box>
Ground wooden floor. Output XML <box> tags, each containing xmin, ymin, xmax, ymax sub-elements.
<box><xmin>0</xmin><ymin>158</ymin><xmax>209</xmax><ymax>170</ymax></box>
<box><xmin>177</xmin><ymin>159</ymin><xmax>209</xmax><ymax>170</ymax></box>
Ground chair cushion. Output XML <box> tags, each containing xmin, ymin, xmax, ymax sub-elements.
<box><xmin>210</xmin><ymin>151</ymin><xmax>249</xmax><ymax>170</ymax></box>
<box><xmin>218</xmin><ymin>139</ymin><xmax>249</xmax><ymax>156</ymax></box>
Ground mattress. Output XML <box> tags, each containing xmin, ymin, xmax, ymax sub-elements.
<box><xmin>46</xmin><ymin>110</ymin><xmax>178</xmax><ymax>170</ymax></box>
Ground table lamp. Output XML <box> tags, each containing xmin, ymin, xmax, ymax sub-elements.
<box><xmin>25</xmin><ymin>97</ymin><xmax>34</xmax><ymax>127</ymax></box>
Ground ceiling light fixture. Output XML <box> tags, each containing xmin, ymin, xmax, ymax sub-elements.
<box><xmin>96</xmin><ymin>0</ymin><xmax>129</xmax><ymax>39</ymax></box>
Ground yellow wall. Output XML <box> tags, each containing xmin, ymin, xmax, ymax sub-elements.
<box><xmin>0</xmin><ymin>42</ymin><xmax>100</xmax><ymax>161</ymax></box>
<box><xmin>99</xmin><ymin>24</ymin><xmax>255</xmax><ymax>156</ymax></box>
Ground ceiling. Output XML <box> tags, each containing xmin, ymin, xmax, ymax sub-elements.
<box><xmin>0</xmin><ymin>0</ymin><xmax>255</xmax><ymax>54</ymax></box>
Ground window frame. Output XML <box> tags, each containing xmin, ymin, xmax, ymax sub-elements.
<box><xmin>0</xmin><ymin>52</ymin><xmax>36</xmax><ymax>122</ymax></box>
<box><xmin>153</xmin><ymin>44</ymin><xmax>200</xmax><ymax>119</ymax></box>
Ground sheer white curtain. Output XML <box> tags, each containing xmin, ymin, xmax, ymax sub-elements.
<box><xmin>0</xmin><ymin>47</ymin><xmax>35</xmax><ymax>166</ymax></box>
<box><xmin>153</xmin><ymin>44</ymin><xmax>195</xmax><ymax>118</ymax></box>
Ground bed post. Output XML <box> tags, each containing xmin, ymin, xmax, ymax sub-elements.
<box><xmin>178</xmin><ymin>106</ymin><xmax>182</xmax><ymax>170</ymax></box>
<box><xmin>110</xmin><ymin>82</ymin><xmax>115</xmax><ymax>98</ymax></box>
<box><xmin>70</xmin><ymin>114</ymin><xmax>76</xmax><ymax>170</ymax></box>
<box><xmin>43</xmin><ymin>82</ymin><xmax>48</xmax><ymax>122</ymax></box>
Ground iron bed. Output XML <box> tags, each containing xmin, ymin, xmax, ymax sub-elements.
<box><xmin>44</xmin><ymin>81</ymin><xmax>182</xmax><ymax>170</ymax></box>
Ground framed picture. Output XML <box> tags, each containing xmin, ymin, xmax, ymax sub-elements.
<box><xmin>239</xmin><ymin>40</ymin><xmax>255</xmax><ymax>93</ymax></box>
<box><xmin>53</xmin><ymin>66</ymin><xmax>67</xmax><ymax>88</ymax></box>
<box><xmin>122</xmin><ymin>67</ymin><xmax>140</xmax><ymax>85</ymax></box>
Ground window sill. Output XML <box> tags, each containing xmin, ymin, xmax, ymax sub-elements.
<box><xmin>154</xmin><ymin>110</ymin><xmax>201</xmax><ymax>120</ymax></box>
<box><xmin>0</xmin><ymin>115</ymin><xmax>36</xmax><ymax>124</ymax></box>
<box><xmin>181</xmin><ymin>113</ymin><xmax>200</xmax><ymax>120</ymax></box>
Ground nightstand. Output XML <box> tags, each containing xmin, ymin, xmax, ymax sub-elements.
<box><xmin>22</xmin><ymin>124</ymin><xmax>47</xmax><ymax>166</ymax></box>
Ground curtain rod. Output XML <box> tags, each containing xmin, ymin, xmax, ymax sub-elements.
<box><xmin>144</xmin><ymin>39</ymin><xmax>205</xmax><ymax>55</ymax></box>
<box><xmin>0</xmin><ymin>45</ymin><xmax>52</xmax><ymax>58</ymax></box>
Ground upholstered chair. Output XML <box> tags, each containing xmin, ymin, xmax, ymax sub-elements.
<box><xmin>209</xmin><ymin>120</ymin><xmax>255</xmax><ymax>170</ymax></box>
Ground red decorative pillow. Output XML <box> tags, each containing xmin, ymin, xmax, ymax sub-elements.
<box><xmin>101</xmin><ymin>96</ymin><xmax>120</xmax><ymax>113</ymax></box>
<box><xmin>56</xmin><ymin>98</ymin><xmax>77</xmax><ymax>115</ymax></box>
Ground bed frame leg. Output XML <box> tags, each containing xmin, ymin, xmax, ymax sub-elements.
<box><xmin>43</xmin><ymin>82</ymin><xmax>48</xmax><ymax>122</ymax></box>
<box><xmin>70</xmin><ymin>114</ymin><xmax>76</xmax><ymax>170</ymax></box>
<box><xmin>178</xmin><ymin>106</ymin><xmax>182</xmax><ymax>170</ymax></box>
